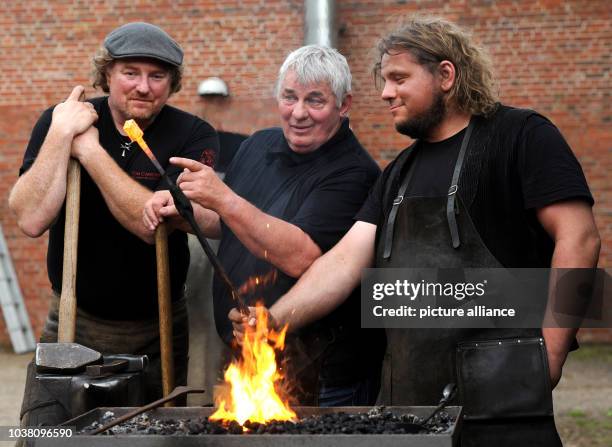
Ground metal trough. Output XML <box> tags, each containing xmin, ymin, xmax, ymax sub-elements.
<box><xmin>33</xmin><ymin>406</ymin><xmax>462</xmax><ymax>447</ymax></box>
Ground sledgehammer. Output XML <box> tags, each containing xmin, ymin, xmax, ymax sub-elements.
<box><xmin>36</xmin><ymin>95</ymin><xmax>102</xmax><ymax>372</ymax></box>
<box><xmin>36</xmin><ymin>158</ymin><xmax>101</xmax><ymax>372</ymax></box>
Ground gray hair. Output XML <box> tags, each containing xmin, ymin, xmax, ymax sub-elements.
<box><xmin>275</xmin><ymin>45</ymin><xmax>351</xmax><ymax>107</ymax></box>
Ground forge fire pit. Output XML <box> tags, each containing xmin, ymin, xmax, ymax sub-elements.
<box><xmin>33</xmin><ymin>406</ymin><xmax>462</xmax><ymax>446</ymax></box>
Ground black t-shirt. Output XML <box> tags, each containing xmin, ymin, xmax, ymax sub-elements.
<box><xmin>20</xmin><ymin>96</ymin><xmax>219</xmax><ymax>320</ymax></box>
<box><xmin>216</xmin><ymin>131</ymin><xmax>249</xmax><ymax>173</ymax></box>
<box><xmin>213</xmin><ymin>119</ymin><xmax>381</xmax><ymax>343</ymax></box>
<box><xmin>357</xmin><ymin>114</ymin><xmax>593</xmax><ymax>226</ymax></box>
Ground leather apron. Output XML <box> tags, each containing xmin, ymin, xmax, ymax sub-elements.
<box><xmin>375</xmin><ymin>122</ymin><xmax>561</xmax><ymax>446</ymax></box>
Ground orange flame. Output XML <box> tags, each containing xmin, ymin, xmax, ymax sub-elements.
<box><xmin>210</xmin><ymin>303</ymin><xmax>296</xmax><ymax>426</ymax></box>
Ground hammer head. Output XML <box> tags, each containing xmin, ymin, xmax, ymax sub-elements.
<box><xmin>123</xmin><ymin>119</ymin><xmax>143</xmax><ymax>141</ymax></box>
<box><xmin>36</xmin><ymin>342</ymin><xmax>102</xmax><ymax>374</ymax></box>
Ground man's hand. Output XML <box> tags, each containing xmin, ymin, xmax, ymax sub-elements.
<box><xmin>229</xmin><ymin>306</ymin><xmax>257</xmax><ymax>345</ymax></box>
<box><xmin>229</xmin><ymin>306</ymin><xmax>278</xmax><ymax>345</ymax></box>
<box><xmin>170</xmin><ymin>157</ymin><xmax>234</xmax><ymax>212</ymax></box>
<box><xmin>52</xmin><ymin>85</ymin><xmax>98</xmax><ymax>138</ymax></box>
<box><xmin>143</xmin><ymin>190</ymin><xmax>179</xmax><ymax>231</ymax></box>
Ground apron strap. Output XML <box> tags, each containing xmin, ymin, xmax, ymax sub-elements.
<box><xmin>383</xmin><ymin>160</ymin><xmax>416</xmax><ymax>259</ymax></box>
<box><xmin>447</xmin><ymin>119</ymin><xmax>475</xmax><ymax>249</ymax></box>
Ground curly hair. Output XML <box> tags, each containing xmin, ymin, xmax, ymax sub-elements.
<box><xmin>91</xmin><ymin>47</ymin><xmax>183</xmax><ymax>94</ymax></box>
<box><xmin>374</xmin><ymin>16</ymin><xmax>498</xmax><ymax>117</ymax></box>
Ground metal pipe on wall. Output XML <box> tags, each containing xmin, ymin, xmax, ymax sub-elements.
<box><xmin>304</xmin><ymin>0</ymin><xmax>337</xmax><ymax>48</ymax></box>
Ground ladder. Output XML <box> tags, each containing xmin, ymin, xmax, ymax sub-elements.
<box><xmin>0</xmin><ymin>224</ymin><xmax>36</xmax><ymax>353</ymax></box>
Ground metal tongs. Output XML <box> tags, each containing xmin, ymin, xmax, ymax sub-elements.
<box><xmin>88</xmin><ymin>386</ymin><xmax>204</xmax><ymax>435</ymax></box>
<box><xmin>123</xmin><ymin>120</ymin><xmax>249</xmax><ymax>315</ymax></box>
<box><xmin>400</xmin><ymin>383</ymin><xmax>457</xmax><ymax>433</ymax></box>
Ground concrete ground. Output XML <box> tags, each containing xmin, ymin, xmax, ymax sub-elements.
<box><xmin>0</xmin><ymin>345</ymin><xmax>610</xmax><ymax>446</ymax></box>
<box><xmin>0</xmin><ymin>350</ymin><xmax>30</xmax><ymax>427</ymax></box>
<box><xmin>0</xmin><ymin>350</ymin><xmax>30</xmax><ymax>446</ymax></box>
<box><xmin>553</xmin><ymin>345</ymin><xmax>612</xmax><ymax>447</ymax></box>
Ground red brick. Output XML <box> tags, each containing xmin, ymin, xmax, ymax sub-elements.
<box><xmin>0</xmin><ymin>0</ymin><xmax>609</xmax><ymax>345</ymax></box>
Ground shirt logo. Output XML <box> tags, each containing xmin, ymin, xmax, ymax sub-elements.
<box><xmin>131</xmin><ymin>170</ymin><xmax>161</xmax><ymax>180</ymax></box>
<box><xmin>200</xmin><ymin>149</ymin><xmax>216</xmax><ymax>168</ymax></box>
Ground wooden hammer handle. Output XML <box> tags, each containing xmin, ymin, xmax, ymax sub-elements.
<box><xmin>58</xmin><ymin>158</ymin><xmax>80</xmax><ymax>343</ymax></box>
<box><xmin>155</xmin><ymin>223</ymin><xmax>175</xmax><ymax>402</ymax></box>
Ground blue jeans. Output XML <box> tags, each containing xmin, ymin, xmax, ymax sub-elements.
<box><xmin>318</xmin><ymin>377</ymin><xmax>380</xmax><ymax>407</ymax></box>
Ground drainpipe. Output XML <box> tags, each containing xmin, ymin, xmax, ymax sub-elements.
<box><xmin>304</xmin><ymin>0</ymin><xmax>337</xmax><ymax>47</ymax></box>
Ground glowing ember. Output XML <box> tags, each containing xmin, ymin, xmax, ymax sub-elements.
<box><xmin>210</xmin><ymin>304</ymin><xmax>296</xmax><ymax>426</ymax></box>
<box><xmin>123</xmin><ymin>120</ymin><xmax>152</xmax><ymax>160</ymax></box>
<box><xmin>238</xmin><ymin>270</ymin><xmax>278</xmax><ymax>296</ymax></box>
<box><xmin>123</xmin><ymin>119</ymin><xmax>143</xmax><ymax>141</ymax></box>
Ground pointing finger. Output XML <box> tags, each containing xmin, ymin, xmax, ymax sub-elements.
<box><xmin>170</xmin><ymin>157</ymin><xmax>206</xmax><ymax>172</ymax></box>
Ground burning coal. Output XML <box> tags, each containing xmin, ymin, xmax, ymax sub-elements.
<box><xmin>210</xmin><ymin>303</ymin><xmax>296</xmax><ymax>426</ymax></box>
<box><xmin>81</xmin><ymin>407</ymin><xmax>455</xmax><ymax>436</ymax></box>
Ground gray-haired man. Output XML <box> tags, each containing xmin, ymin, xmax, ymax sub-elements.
<box><xmin>144</xmin><ymin>45</ymin><xmax>386</xmax><ymax>405</ymax></box>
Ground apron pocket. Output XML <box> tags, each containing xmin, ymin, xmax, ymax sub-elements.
<box><xmin>456</xmin><ymin>337</ymin><xmax>553</xmax><ymax>420</ymax></box>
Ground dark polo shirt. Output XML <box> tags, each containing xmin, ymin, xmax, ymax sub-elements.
<box><xmin>213</xmin><ymin>119</ymin><xmax>380</xmax><ymax>344</ymax></box>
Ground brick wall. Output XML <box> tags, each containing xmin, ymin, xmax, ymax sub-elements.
<box><xmin>0</xmin><ymin>0</ymin><xmax>609</xmax><ymax>347</ymax></box>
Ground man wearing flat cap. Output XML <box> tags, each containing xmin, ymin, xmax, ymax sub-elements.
<box><xmin>10</xmin><ymin>22</ymin><xmax>218</xmax><ymax>427</ymax></box>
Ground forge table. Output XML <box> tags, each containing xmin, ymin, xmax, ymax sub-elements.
<box><xmin>34</xmin><ymin>406</ymin><xmax>463</xmax><ymax>447</ymax></box>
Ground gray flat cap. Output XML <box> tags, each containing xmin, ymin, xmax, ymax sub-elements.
<box><xmin>104</xmin><ymin>22</ymin><xmax>183</xmax><ymax>67</ymax></box>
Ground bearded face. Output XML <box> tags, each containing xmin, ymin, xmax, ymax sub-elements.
<box><xmin>394</xmin><ymin>87</ymin><xmax>446</xmax><ymax>140</ymax></box>
<box><xmin>380</xmin><ymin>51</ymin><xmax>448</xmax><ymax>141</ymax></box>
<box><xmin>106</xmin><ymin>59</ymin><xmax>172</xmax><ymax>128</ymax></box>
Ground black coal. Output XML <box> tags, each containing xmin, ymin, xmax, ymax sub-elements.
<box><xmin>81</xmin><ymin>407</ymin><xmax>453</xmax><ymax>436</ymax></box>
